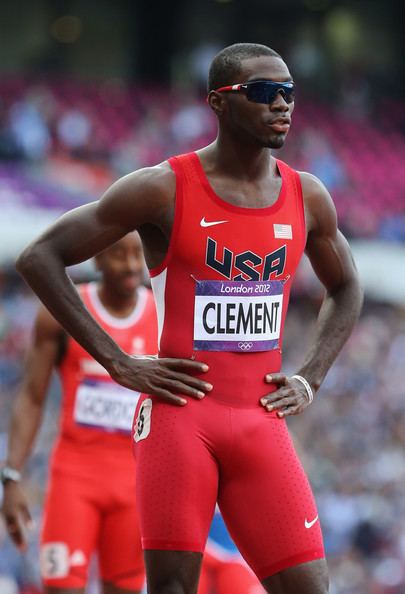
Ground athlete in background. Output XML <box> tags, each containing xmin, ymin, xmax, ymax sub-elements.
<box><xmin>1</xmin><ymin>233</ymin><xmax>157</xmax><ymax>594</ymax></box>
<box><xmin>15</xmin><ymin>43</ymin><xmax>363</xmax><ymax>594</ymax></box>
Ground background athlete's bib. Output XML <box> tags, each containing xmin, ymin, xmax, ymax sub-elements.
<box><xmin>74</xmin><ymin>379</ymin><xmax>140</xmax><ymax>434</ymax></box>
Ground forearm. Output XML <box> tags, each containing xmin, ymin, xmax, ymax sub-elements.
<box><xmin>17</xmin><ymin>244</ymin><xmax>124</xmax><ymax>371</ymax></box>
<box><xmin>297</xmin><ymin>277</ymin><xmax>363</xmax><ymax>391</ymax></box>
<box><xmin>6</xmin><ymin>394</ymin><xmax>44</xmax><ymax>471</ymax></box>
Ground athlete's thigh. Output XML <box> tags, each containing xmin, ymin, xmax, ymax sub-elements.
<box><xmin>218</xmin><ymin>409</ymin><xmax>325</xmax><ymax>581</ymax></box>
<box><xmin>133</xmin><ymin>396</ymin><xmax>219</xmax><ymax>552</ymax></box>
<box><xmin>262</xmin><ymin>558</ymin><xmax>329</xmax><ymax>594</ymax></box>
<box><xmin>98</xmin><ymin>496</ymin><xmax>144</xmax><ymax>592</ymax></box>
<box><xmin>41</xmin><ymin>469</ymin><xmax>100</xmax><ymax>590</ymax></box>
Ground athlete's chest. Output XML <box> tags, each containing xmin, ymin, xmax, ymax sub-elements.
<box><xmin>174</xmin><ymin>213</ymin><xmax>301</xmax><ymax>282</ymax></box>
<box><xmin>165</xmin><ymin>154</ymin><xmax>305</xmax><ymax>283</ymax></box>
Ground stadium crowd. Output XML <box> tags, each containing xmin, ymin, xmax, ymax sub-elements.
<box><xmin>0</xmin><ymin>78</ymin><xmax>404</xmax><ymax>239</ymax></box>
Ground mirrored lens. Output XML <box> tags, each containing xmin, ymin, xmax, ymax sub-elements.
<box><xmin>246</xmin><ymin>82</ymin><xmax>295</xmax><ymax>104</ymax></box>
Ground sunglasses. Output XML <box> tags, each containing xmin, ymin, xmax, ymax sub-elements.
<box><xmin>213</xmin><ymin>80</ymin><xmax>295</xmax><ymax>105</ymax></box>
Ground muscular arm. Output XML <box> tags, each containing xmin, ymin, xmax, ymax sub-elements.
<box><xmin>17</xmin><ymin>168</ymin><xmax>164</xmax><ymax>369</ymax></box>
<box><xmin>2</xmin><ymin>307</ymin><xmax>62</xmax><ymax>549</ymax></box>
<box><xmin>262</xmin><ymin>173</ymin><xmax>363</xmax><ymax>416</ymax></box>
<box><xmin>16</xmin><ymin>166</ymin><xmax>211</xmax><ymax>403</ymax></box>
<box><xmin>296</xmin><ymin>172</ymin><xmax>363</xmax><ymax>388</ymax></box>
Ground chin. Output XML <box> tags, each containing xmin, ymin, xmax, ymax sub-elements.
<box><xmin>263</xmin><ymin>135</ymin><xmax>286</xmax><ymax>149</ymax></box>
<box><xmin>116</xmin><ymin>285</ymin><xmax>137</xmax><ymax>299</ymax></box>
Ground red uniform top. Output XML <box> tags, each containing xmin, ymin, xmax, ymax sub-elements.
<box><xmin>51</xmin><ymin>283</ymin><xmax>158</xmax><ymax>474</ymax></box>
<box><xmin>149</xmin><ymin>152</ymin><xmax>306</xmax><ymax>407</ymax></box>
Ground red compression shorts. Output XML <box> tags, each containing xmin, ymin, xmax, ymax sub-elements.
<box><xmin>133</xmin><ymin>395</ymin><xmax>324</xmax><ymax>580</ymax></box>
<box><xmin>40</xmin><ymin>465</ymin><xmax>144</xmax><ymax>590</ymax></box>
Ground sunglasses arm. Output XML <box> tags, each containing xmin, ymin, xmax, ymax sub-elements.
<box><xmin>212</xmin><ymin>84</ymin><xmax>244</xmax><ymax>93</ymax></box>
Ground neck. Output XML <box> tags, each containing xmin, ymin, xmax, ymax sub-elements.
<box><xmin>97</xmin><ymin>283</ymin><xmax>138</xmax><ymax>318</ymax></box>
<box><xmin>207</xmin><ymin>132</ymin><xmax>274</xmax><ymax>180</ymax></box>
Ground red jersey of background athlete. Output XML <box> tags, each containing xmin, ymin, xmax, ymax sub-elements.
<box><xmin>149</xmin><ymin>152</ymin><xmax>306</xmax><ymax>407</ymax></box>
<box><xmin>51</xmin><ymin>283</ymin><xmax>157</xmax><ymax>473</ymax></box>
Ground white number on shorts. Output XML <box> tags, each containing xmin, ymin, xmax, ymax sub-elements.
<box><xmin>134</xmin><ymin>398</ymin><xmax>152</xmax><ymax>442</ymax></box>
<box><xmin>40</xmin><ymin>542</ymin><xmax>69</xmax><ymax>578</ymax></box>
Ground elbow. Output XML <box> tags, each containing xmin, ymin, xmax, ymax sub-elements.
<box><xmin>16</xmin><ymin>246</ymin><xmax>30</xmax><ymax>276</ymax></box>
<box><xmin>339</xmin><ymin>273</ymin><xmax>364</xmax><ymax>314</ymax></box>
<box><xmin>16</xmin><ymin>242</ymin><xmax>47</xmax><ymax>281</ymax></box>
<box><xmin>327</xmin><ymin>271</ymin><xmax>364</xmax><ymax>310</ymax></box>
<box><xmin>16</xmin><ymin>244</ymin><xmax>36</xmax><ymax>277</ymax></box>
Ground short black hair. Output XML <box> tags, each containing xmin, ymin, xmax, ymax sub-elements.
<box><xmin>208</xmin><ymin>43</ymin><xmax>282</xmax><ymax>92</ymax></box>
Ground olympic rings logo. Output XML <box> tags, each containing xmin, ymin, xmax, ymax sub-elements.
<box><xmin>238</xmin><ymin>342</ymin><xmax>253</xmax><ymax>351</ymax></box>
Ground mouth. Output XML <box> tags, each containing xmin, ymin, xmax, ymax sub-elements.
<box><xmin>267</xmin><ymin>119</ymin><xmax>291</xmax><ymax>133</ymax></box>
<box><xmin>121</xmin><ymin>274</ymin><xmax>140</xmax><ymax>290</ymax></box>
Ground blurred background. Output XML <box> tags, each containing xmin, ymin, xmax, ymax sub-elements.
<box><xmin>0</xmin><ymin>1</ymin><xmax>404</xmax><ymax>593</ymax></box>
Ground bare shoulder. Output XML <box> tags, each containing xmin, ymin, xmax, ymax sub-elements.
<box><xmin>97</xmin><ymin>161</ymin><xmax>176</xmax><ymax>228</ymax></box>
<box><xmin>111</xmin><ymin>161</ymin><xmax>174</xmax><ymax>195</ymax></box>
<box><xmin>100</xmin><ymin>161</ymin><xmax>175</xmax><ymax>208</ymax></box>
<box><xmin>298</xmin><ymin>171</ymin><xmax>338</xmax><ymax>236</ymax></box>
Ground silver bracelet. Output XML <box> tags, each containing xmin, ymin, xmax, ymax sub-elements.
<box><xmin>0</xmin><ymin>466</ymin><xmax>22</xmax><ymax>484</ymax></box>
<box><xmin>290</xmin><ymin>375</ymin><xmax>314</xmax><ymax>404</ymax></box>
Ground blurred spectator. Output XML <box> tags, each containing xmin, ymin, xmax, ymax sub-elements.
<box><xmin>188</xmin><ymin>41</ymin><xmax>222</xmax><ymax>90</ymax></box>
<box><xmin>8</xmin><ymin>90</ymin><xmax>52</xmax><ymax>161</ymax></box>
<box><xmin>56</xmin><ymin>108</ymin><xmax>92</xmax><ymax>155</ymax></box>
<box><xmin>297</xmin><ymin>128</ymin><xmax>346</xmax><ymax>191</ymax></box>
<box><xmin>170</xmin><ymin>98</ymin><xmax>213</xmax><ymax>144</ymax></box>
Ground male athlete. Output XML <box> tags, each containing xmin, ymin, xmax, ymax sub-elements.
<box><xmin>15</xmin><ymin>43</ymin><xmax>363</xmax><ymax>594</ymax></box>
<box><xmin>1</xmin><ymin>233</ymin><xmax>157</xmax><ymax>594</ymax></box>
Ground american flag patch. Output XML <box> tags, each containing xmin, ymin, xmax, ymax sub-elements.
<box><xmin>273</xmin><ymin>224</ymin><xmax>292</xmax><ymax>239</ymax></box>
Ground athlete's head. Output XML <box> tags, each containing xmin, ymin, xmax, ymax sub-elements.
<box><xmin>95</xmin><ymin>232</ymin><xmax>144</xmax><ymax>298</ymax></box>
<box><xmin>207</xmin><ymin>43</ymin><xmax>294</xmax><ymax>149</ymax></box>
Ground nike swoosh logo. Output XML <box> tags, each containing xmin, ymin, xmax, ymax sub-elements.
<box><xmin>304</xmin><ymin>515</ymin><xmax>319</xmax><ymax>529</ymax></box>
<box><xmin>200</xmin><ymin>217</ymin><xmax>228</xmax><ymax>228</ymax></box>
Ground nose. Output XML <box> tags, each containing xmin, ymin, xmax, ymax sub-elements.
<box><xmin>270</xmin><ymin>91</ymin><xmax>290</xmax><ymax>112</ymax></box>
<box><xmin>125</xmin><ymin>254</ymin><xmax>139</xmax><ymax>273</ymax></box>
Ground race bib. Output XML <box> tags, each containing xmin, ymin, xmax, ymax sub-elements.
<box><xmin>74</xmin><ymin>380</ymin><xmax>140</xmax><ymax>434</ymax></box>
<box><xmin>193</xmin><ymin>279</ymin><xmax>284</xmax><ymax>352</ymax></box>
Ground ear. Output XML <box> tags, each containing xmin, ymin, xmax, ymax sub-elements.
<box><xmin>207</xmin><ymin>91</ymin><xmax>227</xmax><ymax>117</ymax></box>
